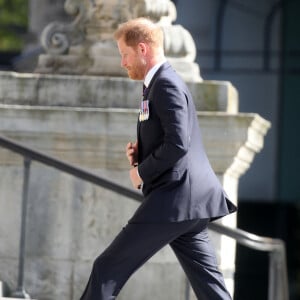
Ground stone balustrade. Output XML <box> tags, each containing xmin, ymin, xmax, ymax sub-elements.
<box><xmin>0</xmin><ymin>70</ymin><xmax>270</xmax><ymax>299</ymax></box>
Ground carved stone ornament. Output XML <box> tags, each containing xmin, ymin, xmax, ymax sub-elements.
<box><xmin>35</xmin><ymin>0</ymin><xmax>202</xmax><ymax>82</ymax></box>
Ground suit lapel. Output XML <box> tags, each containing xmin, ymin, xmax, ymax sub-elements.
<box><xmin>137</xmin><ymin>62</ymin><xmax>171</xmax><ymax>142</ymax></box>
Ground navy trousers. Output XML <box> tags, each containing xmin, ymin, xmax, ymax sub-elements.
<box><xmin>79</xmin><ymin>219</ymin><xmax>232</xmax><ymax>300</ymax></box>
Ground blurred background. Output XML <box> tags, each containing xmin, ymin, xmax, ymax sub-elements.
<box><xmin>0</xmin><ymin>0</ymin><xmax>299</xmax><ymax>299</ymax></box>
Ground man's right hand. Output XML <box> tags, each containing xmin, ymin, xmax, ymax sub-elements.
<box><xmin>126</xmin><ymin>141</ymin><xmax>138</xmax><ymax>166</ymax></box>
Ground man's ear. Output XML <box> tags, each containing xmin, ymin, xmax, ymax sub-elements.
<box><xmin>138</xmin><ymin>42</ymin><xmax>147</xmax><ymax>55</ymax></box>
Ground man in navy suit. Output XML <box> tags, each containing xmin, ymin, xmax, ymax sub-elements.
<box><xmin>80</xmin><ymin>18</ymin><xmax>237</xmax><ymax>300</ymax></box>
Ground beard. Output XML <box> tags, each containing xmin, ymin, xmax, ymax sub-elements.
<box><xmin>126</xmin><ymin>57</ymin><xmax>146</xmax><ymax>80</ymax></box>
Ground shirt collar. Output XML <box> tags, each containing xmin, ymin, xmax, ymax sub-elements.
<box><xmin>144</xmin><ymin>60</ymin><xmax>166</xmax><ymax>88</ymax></box>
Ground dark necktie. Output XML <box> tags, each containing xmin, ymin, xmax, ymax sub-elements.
<box><xmin>142</xmin><ymin>84</ymin><xmax>147</xmax><ymax>99</ymax></box>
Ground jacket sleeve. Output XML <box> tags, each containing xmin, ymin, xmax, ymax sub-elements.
<box><xmin>138</xmin><ymin>81</ymin><xmax>190</xmax><ymax>184</ymax></box>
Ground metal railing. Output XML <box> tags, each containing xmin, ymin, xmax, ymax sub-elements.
<box><xmin>209</xmin><ymin>223</ymin><xmax>289</xmax><ymax>300</ymax></box>
<box><xmin>0</xmin><ymin>134</ymin><xmax>289</xmax><ymax>300</ymax></box>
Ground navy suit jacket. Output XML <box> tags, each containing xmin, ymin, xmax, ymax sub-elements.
<box><xmin>130</xmin><ymin>62</ymin><xmax>236</xmax><ymax>223</ymax></box>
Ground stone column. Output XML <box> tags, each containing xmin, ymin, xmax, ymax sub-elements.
<box><xmin>201</xmin><ymin>113</ymin><xmax>271</xmax><ymax>294</ymax></box>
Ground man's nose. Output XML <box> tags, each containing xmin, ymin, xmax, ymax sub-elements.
<box><xmin>121</xmin><ymin>58</ymin><xmax>126</xmax><ymax>68</ymax></box>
